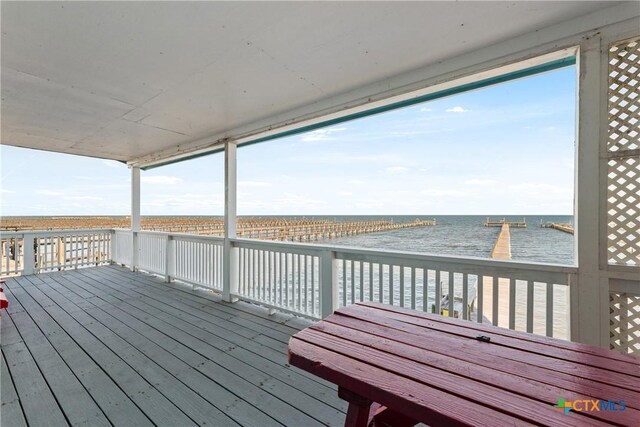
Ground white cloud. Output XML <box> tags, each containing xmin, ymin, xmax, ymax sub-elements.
<box><xmin>384</xmin><ymin>166</ymin><xmax>409</xmax><ymax>174</ymax></box>
<box><xmin>464</xmin><ymin>179</ymin><xmax>497</xmax><ymax>186</ymax></box>
<box><xmin>445</xmin><ymin>106</ymin><xmax>469</xmax><ymax>113</ymax></box>
<box><xmin>141</xmin><ymin>175</ymin><xmax>183</xmax><ymax>185</ymax></box>
<box><xmin>239</xmin><ymin>181</ymin><xmax>272</xmax><ymax>187</ymax></box>
<box><xmin>348</xmin><ymin>179</ymin><xmax>365</xmax><ymax>185</ymax></box>
<box><xmin>36</xmin><ymin>189</ymin><xmax>64</xmax><ymax>196</ymax></box>
<box><xmin>420</xmin><ymin>189</ymin><xmax>467</xmax><ymax>197</ymax></box>
<box><xmin>0</xmin><ymin>188</ymin><xmax>15</xmax><ymax>194</ymax></box>
<box><xmin>301</xmin><ymin>127</ymin><xmax>348</xmax><ymax>142</ymax></box>
<box><xmin>339</xmin><ymin>191</ymin><xmax>353</xmax><ymax>196</ymax></box>
<box><xmin>420</xmin><ymin>107</ymin><xmax>432</xmax><ymax>112</ymax></box>
<box><xmin>62</xmin><ymin>195</ymin><xmax>103</xmax><ymax>201</ymax></box>
<box><xmin>507</xmin><ymin>183</ymin><xmax>572</xmax><ymax>194</ymax></box>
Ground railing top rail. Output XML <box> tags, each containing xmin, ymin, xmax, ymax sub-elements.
<box><xmin>231</xmin><ymin>237</ymin><xmax>578</xmax><ymax>275</ymax></box>
<box><xmin>1</xmin><ymin>228</ymin><xmax>115</xmax><ymax>238</ymax></box>
<box><xmin>130</xmin><ymin>229</ymin><xmax>225</xmax><ymax>243</ymax></box>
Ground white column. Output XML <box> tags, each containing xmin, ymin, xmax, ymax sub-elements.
<box><xmin>320</xmin><ymin>250</ymin><xmax>339</xmax><ymax>318</ymax></box>
<box><xmin>223</xmin><ymin>140</ymin><xmax>238</xmax><ymax>302</ymax></box>
<box><xmin>571</xmin><ymin>37</ymin><xmax>608</xmax><ymax>347</ymax></box>
<box><xmin>131</xmin><ymin>166</ymin><xmax>141</xmax><ymax>271</ymax></box>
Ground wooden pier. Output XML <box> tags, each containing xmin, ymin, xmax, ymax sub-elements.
<box><xmin>541</xmin><ymin>222</ymin><xmax>574</xmax><ymax>235</ymax></box>
<box><xmin>484</xmin><ymin>217</ymin><xmax>527</xmax><ymax>228</ymax></box>
<box><xmin>1</xmin><ymin>217</ymin><xmax>436</xmax><ymax>242</ymax></box>
<box><xmin>490</xmin><ymin>224</ymin><xmax>512</xmax><ymax>260</ymax></box>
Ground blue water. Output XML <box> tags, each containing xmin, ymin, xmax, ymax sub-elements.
<box><xmin>261</xmin><ymin>215</ymin><xmax>574</xmax><ymax>265</ymax></box>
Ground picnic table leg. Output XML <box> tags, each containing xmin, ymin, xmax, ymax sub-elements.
<box><xmin>339</xmin><ymin>387</ymin><xmax>372</xmax><ymax>427</ymax></box>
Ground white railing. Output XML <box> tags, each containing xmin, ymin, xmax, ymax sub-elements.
<box><xmin>112</xmin><ymin>230</ymin><xmax>225</xmax><ymax>291</ymax></box>
<box><xmin>234</xmin><ymin>239</ymin><xmax>324</xmax><ymax>318</ymax></box>
<box><xmin>230</xmin><ymin>238</ymin><xmax>576</xmax><ymax>339</ymax></box>
<box><xmin>112</xmin><ymin>229</ymin><xmax>132</xmax><ymax>266</ymax></box>
<box><xmin>1</xmin><ymin>229</ymin><xmax>113</xmax><ymax>275</ymax></box>
<box><xmin>3</xmin><ymin>228</ymin><xmax>577</xmax><ymax>339</ymax></box>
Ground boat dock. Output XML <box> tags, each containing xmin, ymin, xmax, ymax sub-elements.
<box><xmin>484</xmin><ymin>217</ymin><xmax>527</xmax><ymax>228</ymax></box>
<box><xmin>1</xmin><ymin>217</ymin><xmax>437</xmax><ymax>243</ymax></box>
<box><xmin>541</xmin><ymin>222</ymin><xmax>574</xmax><ymax>235</ymax></box>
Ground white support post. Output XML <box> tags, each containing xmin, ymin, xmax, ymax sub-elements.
<box><xmin>165</xmin><ymin>235</ymin><xmax>174</xmax><ymax>283</ymax></box>
<box><xmin>223</xmin><ymin>140</ymin><xmax>238</xmax><ymax>302</ymax></box>
<box><xmin>131</xmin><ymin>166</ymin><xmax>141</xmax><ymax>272</ymax></box>
<box><xmin>320</xmin><ymin>250</ymin><xmax>339</xmax><ymax>318</ymax></box>
<box><xmin>22</xmin><ymin>234</ymin><xmax>35</xmax><ymax>276</ymax></box>
<box><xmin>572</xmin><ymin>37</ymin><xmax>608</xmax><ymax>347</ymax></box>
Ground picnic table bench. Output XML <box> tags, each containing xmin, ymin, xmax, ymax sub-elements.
<box><xmin>288</xmin><ymin>302</ymin><xmax>640</xmax><ymax>427</ymax></box>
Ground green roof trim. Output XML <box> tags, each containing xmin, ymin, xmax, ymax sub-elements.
<box><xmin>143</xmin><ymin>56</ymin><xmax>575</xmax><ymax>170</ymax></box>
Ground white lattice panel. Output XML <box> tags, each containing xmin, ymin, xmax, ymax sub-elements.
<box><xmin>608</xmin><ymin>38</ymin><xmax>639</xmax><ymax>152</ymax></box>
<box><xmin>610</xmin><ymin>292</ymin><xmax>640</xmax><ymax>355</ymax></box>
<box><xmin>607</xmin><ymin>37</ymin><xmax>640</xmax><ymax>267</ymax></box>
<box><xmin>607</xmin><ymin>157</ymin><xmax>640</xmax><ymax>266</ymax></box>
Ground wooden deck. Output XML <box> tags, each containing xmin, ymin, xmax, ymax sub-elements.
<box><xmin>0</xmin><ymin>265</ymin><xmax>347</xmax><ymax>427</ymax></box>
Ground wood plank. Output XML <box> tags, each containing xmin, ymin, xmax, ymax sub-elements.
<box><xmin>27</xmin><ymin>275</ymin><xmax>247</xmax><ymax>427</ymax></box>
<box><xmin>324</xmin><ymin>310</ymin><xmax>640</xmax><ymax>409</ymax></box>
<box><xmin>20</xmin><ymin>274</ymin><xmax>271</xmax><ymax>427</ymax></box>
<box><xmin>358</xmin><ymin>301</ymin><xmax>640</xmax><ymax>365</ymax></box>
<box><xmin>2</xmin><ymin>280</ymin><xmax>152</xmax><ymax>426</ymax></box>
<box><xmin>10</xmin><ymin>275</ymin><xmax>194</xmax><ymax>427</ymax></box>
<box><xmin>47</xmin><ymin>270</ymin><xmax>346</xmax><ymax>422</ymax></box>
<box><xmin>1</xmin><ymin>351</ymin><xmax>27</xmax><ymax>427</ymax></box>
<box><xmin>103</xmin><ymin>263</ymin><xmax>312</xmax><ymax>331</ymax></box>
<box><xmin>336</xmin><ymin>305</ymin><xmax>640</xmax><ymax>395</ymax></box>
<box><xmin>289</xmin><ymin>338</ymin><xmax>536</xmax><ymax>427</ymax></box>
<box><xmin>309</xmin><ymin>319</ymin><xmax>638</xmax><ymax>425</ymax></box>
<box><xmin>8</xmin><ymin>308</ymin><xmax>111</xmax><ymax>427</ymax></box>
<box><xmin>346</xmin><ymin>304</ymin><xmax>640</xmax><ymax>382</ymax></box>
<box><xmin>95</xmin><ymin>266</ymin><xmax>302</xmax><ymax>342</ymax></box>
<box><xmin>0</xmin><ymin>311</ymin><xmax>69</xmax><ymax>427</ymax></box>
<box><xmin>71</xmin><ymin>267</ymin><xmax>340</xmax><ymax>393</ymax></box>
<box><xmin>46</xmin><ymin>274</ymin><xmax>341</xmax><ymax>427</ymax></box>
<box><xmin>293</xmin><ymin>328</ymin><xmax>609</xmax><ymax>427</ymax></box>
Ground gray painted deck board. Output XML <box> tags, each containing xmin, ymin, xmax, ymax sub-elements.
<box><xmin>85</xmin><ymin>266</ymin><xmax>339</xmax><ymax>390</ymax></box>
<box><xmin>1</xmin><ymin>351</ymin><xmax>28</xmax><ymax>427</ymax></box>
<box><xmin>0</xmin><ymin>306</ymin><xmax>69</xmax><ymax>427</ymax></box>
<box><xmin>79</xmin><ymin>267</ymin><xmax>343</xmax><ymax>399</ymax></box>
<box><xmin>1</xmin><ymin>266</ymin><xmax>347</xmax><ymax>427</ymax></box>
<box><xmin>64</xmin><ymin>269</ymin><xmax>345</xmax><ymax>422</ymax></box>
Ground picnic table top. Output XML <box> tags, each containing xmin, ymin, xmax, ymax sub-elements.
<box><xmin>288</xmin><ymin>302</ymin><xmax>640</xmax><ymax>427</ymax></box>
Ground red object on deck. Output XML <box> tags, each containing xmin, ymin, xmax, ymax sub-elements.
<box><xmin>0</xmin><ymin>291</ymin><xmax>8</xmax><ymax>310</ymax></box>
<box><xmin>288</xmin><ymin>302</ymin><xmax>640</xmax><ymax>427</ymax></box>
<box><xmin>0</xmin><ymin>279</ymin><xmax>8</xmax><ymax>310</ymax></box>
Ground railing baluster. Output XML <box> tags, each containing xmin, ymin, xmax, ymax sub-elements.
<box><xmin>368</xmin><ymin>262</ymin><xmax>373</xmax><ymax>302</ymax></box>
<box><xmin>448</xmin><ymin>271</ymin><xmax>454</xmax><ymax>317</ymax></box>
<box><xmin>526</xmin><ymin>280</ymin><xmax>534</xmax><ymax>333</ymax></box>
<box><xmin>283</xmin><ymin>251</ymin><xmax>288</xmax><ymax>307</ymax></box>
<box><xmin>509</xmin><ymin>278</ymin><xmax>516</xmax><ymax>330</ymax></box>
<box><xmin>389</xmin><ymin>265</ymin><xmax>394</xmax><ymax>305</ymax></box>
<box><xmin>304</xmin><ymin>255</ymin><xmax>309</xmax><ymax>312</ymax></box>
<box><xmin>410</xmin><ymin>267</ymin><xmax>416</xmax><ymax>310</ymax></box>
<box><xmin>342</xmin><ymin>258</ymin><xmax>347</xmax><ymax>307</ymax></box>
<box><xmin>546</xmin><ymin>282</ymin><xmax>554</xmax><ymax>337</ymax></box>
<box><xmin>462</xmin><ymin>273</ymin><xmax>469</xmax><ymax>320</ymax></box>
<box><xmin>434</xmin><ymin>270</ymin><xmax>441</xmax><ymax>315</ymax></box>
<box><xmin>399</xmin><ymin>266</ymin><xmax>405</xmax><ymax>307</ymax></box>
<box><xmin>350</xmin><ymin>260</ymin><xmax>355</xmax><ymax>304</ymax></box>
<box><xmin>492</xmin><ymin>275</ymin><xmax>499</xmax><ymax>326</ymax></box>
<box><xmin>311</xmin><ymin>256</ymin><xmax>316</xmax><ymax>315</ymax></box>
<box><xmin>359</xmin><ymin>261</ymin><xmax>364</xmax><ymax>303</ymax></box>
<box><xmin>423</xmin><ymin>269</ymin><xmax>429</xmax><ymax>312</ymax></box>
<box><xmin>477</xmin><ymin>274</ymin><xmax>483</xmax><ymax>323</ymax></box>
<box><xmin>378</xmin><ymin>263</ymin><xmax>383</xmax><ymax>303</ymax></box>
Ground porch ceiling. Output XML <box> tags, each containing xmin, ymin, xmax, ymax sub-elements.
<box><xmin>0</xmin><ymin>1</ymin><xmax>628</xmax><ymax>166</ymax></box>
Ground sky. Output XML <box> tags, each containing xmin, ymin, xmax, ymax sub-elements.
<box><xmin>0</xmin><ymin>67</ymin><xmax>576</xmax><ymax>217</ymax></box>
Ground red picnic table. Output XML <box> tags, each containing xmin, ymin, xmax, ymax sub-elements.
<box><xmin>288</xmin><ymin>302</ymin><xmax>640</xmax><ymax>427</ymax></box>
